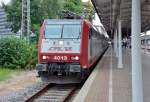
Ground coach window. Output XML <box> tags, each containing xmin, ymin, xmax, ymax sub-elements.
<box><xmin>89</xmin><ymin>28</ymin><xmax>92</xmax><ymax>39</ymax></box>
<box><xmin>92</xmin><ymin>30</ymin><xmax>97</xmax><ymax>39</ymax></box>
<box><xmin>45</xmin><ymin>25</ymin><xmax>62</xmax><ymax>38</ymax></box>
<box><xmin>147</xmin><ymin>39</ymin><xmax>150</xmax><ymax>45</ymax></box>
<box><xmin>141</xmin><ymin>40</ymin><xmax>145</xmax><ymax>45</ymax></box>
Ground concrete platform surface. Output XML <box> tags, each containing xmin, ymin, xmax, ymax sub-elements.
<box><xmin>73</xmin><ymin>47</ymin><xmax>150</xmax><ymax>102</ymax></box>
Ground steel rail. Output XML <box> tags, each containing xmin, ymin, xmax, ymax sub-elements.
<box><xmin>25</xmin><ymin>83</ymin><xmax>78</xmax><ymax>102</ymax></box>
<box><xmin>25</xmin><ymin>83</ymin><xmax>54</xmax><ymax>102</ymax></box>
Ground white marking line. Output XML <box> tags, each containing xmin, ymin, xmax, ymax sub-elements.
<box><xmin>109</xmin><ymin>48</ymin><xmax>113</xmax><ymax>102</ymax></box>
<box><xmin>73</xmin><ymin>60</ymin><xmax>99</xmax><ymax>102</ymax></box>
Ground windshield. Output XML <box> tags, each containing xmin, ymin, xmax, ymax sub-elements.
<box><xmin>63</xmin><ymin>25</ymin><xmax>81</xmax><ymax>38</ymax></box>
<box><xmin>45</xmin><ymin>25</ymin><xmax>62</xmax><ymax>38</ymax></box>
<box><xmin>44</xmin><ymin>24</ymin><xmax>81</xmax><ymax>39</ymax></box>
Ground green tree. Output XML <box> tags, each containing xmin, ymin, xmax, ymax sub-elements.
<box><xmin>63</xmin><ymin>0</ymin><xmax>83</xmax><ymax>14</ymax></box>
<box><xmin>0</xmin><ymin>37</ymin><xmax>37</xmax><ymax>69</ymax></box>
<box><xmin>4</xmin><ymin>0</ymin><xmax>63</xmax><ymax>33</ymax></box>
<box><xmin>82</xmin><ymin>1</ymin><xmax>94</xmax><ymax>20</ymax></box>
<box><xmin>3</xmin><ymin>0</ymin><xmax>87</xmax><ymax>33</ymax></box>
<box><xmin>4</xmin><ymin>0</ymin><xmax>22</xmax><ymax>33</ymax></box>
<box><xmin>39</xmin><ymin>0</ymin><xmax>63</xmax><ymax>19</ymax></box>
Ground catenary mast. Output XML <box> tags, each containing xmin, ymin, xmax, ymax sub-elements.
<box><xmin>21</xmin><ymin>0</ymin><xmax>31</xmax><ymax>41</ymax></box>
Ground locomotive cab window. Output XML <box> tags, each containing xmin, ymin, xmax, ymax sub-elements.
<box><xmin>44</xmin><ymin>24</ymin><xmax>81</xmax><ymax>39</ymax></box>
<box><xmin>63</xmin><ymin>25</ymin><xmax>81</xmax><ymax>38</ymax></box>
<box><xmin>45</xmin><ymin>25</ymin><xmax>62</xmax><ymax>38</ymax></box>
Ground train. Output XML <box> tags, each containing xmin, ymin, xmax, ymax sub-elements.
<box><xmin>36</xmin><ymin>19</ymin><xmax>108</xmax><ymax>83</ymax></box>
<box><xmin>141</xmin><ymin>34</ymin><xmax>150</xmax><ymax>51</ymax></box>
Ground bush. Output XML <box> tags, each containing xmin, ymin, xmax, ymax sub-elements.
<box><xmin>0</xmin><ymin>37</ymin><xmax>37</xmax><ymax>69</ymax></box>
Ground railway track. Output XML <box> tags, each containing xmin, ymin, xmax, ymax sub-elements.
<box><xmin>25</xmin><ymin>83</ymin><xmax>78</xmax><ymax>102</ymax></box>
<box><xmin>23</xmin><ymin>48</ymin><xmax>107</xmax><ymax>102</ymax></box>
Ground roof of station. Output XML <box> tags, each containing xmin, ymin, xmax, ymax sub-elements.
<box><xmin>91</xmin><ymin>0</ymin><xmax>150</xmax><ymax>32</ymax></box>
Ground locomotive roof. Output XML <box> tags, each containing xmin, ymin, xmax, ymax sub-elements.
<box><xmin>45</xmin><ymin>19</ymin><xmax>82</xmax><ymax>25</ymax></box>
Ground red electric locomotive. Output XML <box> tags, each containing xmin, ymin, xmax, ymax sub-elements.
<box><xmin>36</xmin><ymin>19</ymin><xmax>108</xmax><ymax>83</ymax></box>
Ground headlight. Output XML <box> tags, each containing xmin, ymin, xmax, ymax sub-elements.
<box><xmin>42</xmin><ymin>56</ymin><xmax>50</xmax><ymax>60</ymax></box>
<box><xmin>75</xmin><ymin>56</ymin><xmax>79</xmax><ymax>60</ymax></box>
<box><xmin>42</xmin><ymin>56</ymin><xmax>47</xmax><ymax>59</ymax></box>
<box><xmin>71</xmin><ymin>56</ymin><xmax>79</xmax><ymax>60</ymax></box>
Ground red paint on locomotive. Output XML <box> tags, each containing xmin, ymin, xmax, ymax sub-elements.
<box><xmin>36</xmin><ymin>19</ymin><xmax>108</xmax><ymax>82</ymax></box>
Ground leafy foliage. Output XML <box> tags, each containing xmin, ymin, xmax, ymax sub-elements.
<box><xmin>3</xmin><ymin>0</ymin><xmax>85</xmax><ymax>33</ymax></box>
<box><xmin>39</xmin><ymin>0</ymin><xmax>63</xmax><ymax>19</ymax></box>
<box><xmin>4</xmin><ymin>0</ymin><xmax>22</xmax><ymax>33</ymax></box>
<box><xmin>82</xmin><ymin>1</ymin><xmax>94</xmax><ymax>20</ymax></box>
<box><xmin>3</xmin><ymin>0</ymin><xmax>63</xmax><ymax>33</ymax></box>
<box><xmin>0</xmin><ymin>37</ymin><xmax>37</xmax><ymax>69</ymax></box>
<box><xmin>63</xmin><ymin>0</ymin><xmax>83</xmax><ymax>14</ymax></box>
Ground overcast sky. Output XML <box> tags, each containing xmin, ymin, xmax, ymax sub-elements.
<box><xmin>0</xmin><ymin>0</ymin><xmax>11</xmax><ymax>5</ymax></box>
<box><xmin>82</xmin><ymin>0</ymin><xmax>90</xmax><ymax>2</ymax></box>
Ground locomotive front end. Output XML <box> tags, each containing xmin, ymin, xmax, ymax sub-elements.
<box><xmin>36</xmin><ymin>19</ymin><xmax>83</xmax><ymax>82</ymax></box>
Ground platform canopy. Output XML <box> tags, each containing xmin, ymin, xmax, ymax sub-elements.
<box><xmin>91</xmin><ymin>0</ymin><xmax>150</xmax><ymax>34</ymax></box>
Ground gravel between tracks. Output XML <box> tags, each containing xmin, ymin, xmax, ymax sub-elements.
<box><xmin>0</xmin><ymin>70</ymin><xmax>81</xmax><ymax>102</ymax></box>
<box><xmin>0</xmin><ymin>82</ymin><xmax>48</xmax><ymax>102</ymax></box>
<box><xmin>0</xmin><ymin>70</ymin><xmax>41</xmax><ymax>102</ymax></box>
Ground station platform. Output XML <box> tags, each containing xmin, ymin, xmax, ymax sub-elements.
<box><xmin>73</xmin><ymin>47</ymin><xmax>150</xmax><ymax>102</ymax></box>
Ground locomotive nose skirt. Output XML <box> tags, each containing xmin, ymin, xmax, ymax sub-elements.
<box><xmin>50</xmin><ymin>63</ymin><xmax>81</xmax><ymax>73</ymax></box>
<box><xmin>70</xmin><ymin>65</ymin><xmax>81</xmax><ymax>72</ymax></box>
<box><xmin>36</xmin><ymin>64</ymin><xmax>47</xmax><ymax>71</ymax></box>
